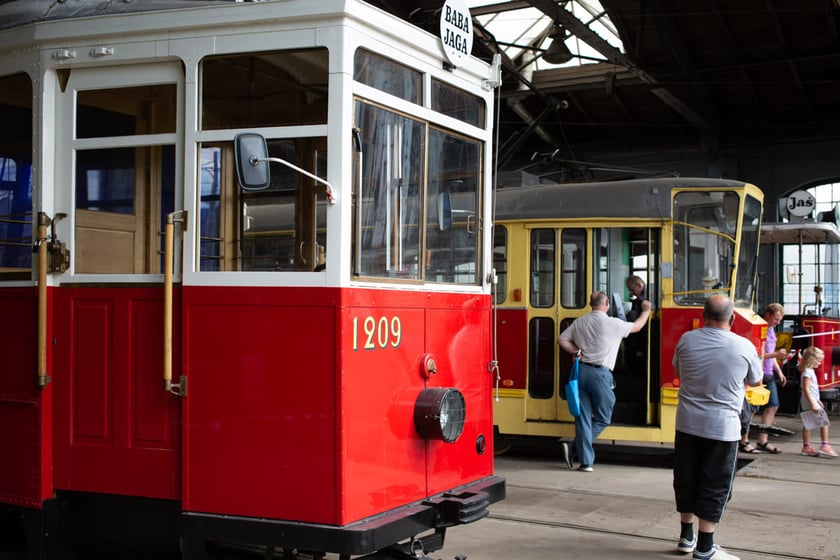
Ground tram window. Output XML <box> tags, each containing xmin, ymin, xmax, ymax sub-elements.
<box><xmin>77</xmin><ymin>84</ymin><xmax>176</xmax><ymax>138</ymax></box>
<box><xmin>200</xmin><ymin>138</ymin><xmax>327</xmax><ymax>272</ymax></box>
<box><xmin>76</xmin><ymin>148</ymin><xmax>136</xmax><ymax>215</ymax></box>
<box><xmin>425</xmin><ymin>129</ymin><xmax>481</xmax><ymax>284</ymax></box>
<box><xmin>735</xmin><ymin>194</ymin><xmax>762</xmax><ymax>307</ymax></box>
<box><xmin>0</xmin><ymin>73</ymin><xmax>33</xmax><ymax>278</ymax></box>
<box><xmin>431</xmin><ymin>78</ymin><xmax>485</xmax><ymax>128</ymax></box>
<box><xmin>561</xmin><ymin>229</ymin><xmax>586</xmax><ymax>309</ymax></box>
<box><xmin>492</xmin><ymin>226</ymin><xmax>507</xmax><ymax>304</ymax></box>
<box><xmin>673</xmin><ymin>191</ymin><xmax>737</xmax><ymax>305</ymax></box>
<box><xmin>201</xmin><ymin>48</ymin><xmax>328</xmax><ymax>130</ymax></box>
<box><xmin>353</xmin><ymin>95</ymin><xmax>482</xmax><ymax>284</ymax></box>
<box><xmin>528</xmin><ymin>317</ymin><xmax>555</xmax><ymax>399</ymax></box>
<box><xmin>75</xmin><ymin>145</ymin><xmax>175</xmax><ymax>274</ymax></box>
<box><xmin>530</xmin><ymin>229</ymin><xmax>555</xmax><ymax>307</ymax></box>
<box><xmin>354</xmin><ymin>49</ymin><xmax>421</xmax><ymax>105</ymax></box>
<box><xmin>354</xmin><ymin>102</ymin><xmax>424</xmax><ymax>279</ymax></box>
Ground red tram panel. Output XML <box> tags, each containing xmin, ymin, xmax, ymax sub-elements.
<box><xmin>0</xmin><ymin>1</ymin><xmax>504</xmax><ymax>557</ymax></box>
<box><xmin>494</xmin><ymin>308</ymin><xmax>529</xmax><ymax>389</ymax></box>
<box><xmin>0</xmin><ymin>287</ymin><xmax>52</xmax><ymax>508</ymax></box>
<box><xmin>800</xmin><ymin>316</ymin><xmax>840</xmax><ymax>393</ymax></box>
<box><xmin>52</xmin><ymin>287</ymin><xmax>180</xmax><ymax>500</ymax></box>
<box><xmin>180</xmin><ymin>287</ymin><xmax>494</xmax><ymax>525</ymax></box>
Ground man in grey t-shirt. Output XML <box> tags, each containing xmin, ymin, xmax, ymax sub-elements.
<box><xmin>671</xmin><ymin>295</ymin><xmax>763</xmax><ymax>560</ymax></box>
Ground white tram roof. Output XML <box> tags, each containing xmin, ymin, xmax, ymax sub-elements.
<box><xmin>759</xmin><ymin>222</ymin><xmax>840</xmax><ymax>245</ymax></box>
<box><xmin>494</xmin><ymin>177</ymin><xmax>750</xmax><ymax>222</ymax></box>
<box><xmin>0</xmin><ymin>0</ymin><xmax>235</xmax><ymax>30</ymax></box>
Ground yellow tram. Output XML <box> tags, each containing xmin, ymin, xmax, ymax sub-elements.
<box><xmin>491</xmin><ymin>177</ymin><xmax>768</xmax><ymax>448</ymax></box>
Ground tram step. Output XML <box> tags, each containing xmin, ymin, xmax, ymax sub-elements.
<box><xmin>750</xmin><ymin>423</ymin><xmax>795</xmax><ymax>436</ymax></box>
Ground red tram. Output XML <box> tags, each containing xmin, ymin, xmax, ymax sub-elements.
<box><xmin>0</xmin><ymin>1</ymin><xmax>504</xmax><ymax>558</ymax></box>
<box><xmin>761</xmin><ymin>222</ymin><xmax>840</xmax><ymax>411</ymax></box>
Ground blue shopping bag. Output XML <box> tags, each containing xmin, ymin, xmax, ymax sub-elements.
<box><xmin>565</xmin><ymin>357</ymin><xmax>581</xmax><ymax>417</ymax></box>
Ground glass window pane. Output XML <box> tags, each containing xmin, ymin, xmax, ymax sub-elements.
<box><xmin>530</xmin><ymin>228</ymin><xmax>555</xmax><ymax>307</ymax></box>
<box><xmin>200</xmin><ymin>139</ymin><xmax>328</xmax><ymax>272</ymax></box>
<box><xmin>77</xmin><ymin>84</ymin><xmax>176</xmax><ymax>137</ymax></box>
<box><xmin>355</xmin><ymin>102</ymin><xmax>424</xmax><ymax>279</ymax></box>
<box><xmin>425</xmin><ymin>128</ymin><xmax>481</xmax><ymax>284</ymax></box>
<box><xmin>199</xmin><ymin>146</ymin><xmax>223</xmax><ymax>271</ymax></box>
<box><xmin>431</xmin><ymin>78</ymin><xmax>485</xmax><ymax>127</ymax></box>
<box><xmin>673</xmin><ymin>191</ymin><xmax>737</xmax><ymax>305</ymax></box>
<box><xmin>0</xmin><ymin>72</ymin><xmax>33</xmax><ymax>277</ymax></box>
<box><xmin>74</xmin><ymin>146</ymin><xmax>174</xmax><ymax>274</ymax></box>
<box><xmin>561</xmin><ymin>229</ymin><xmax>586</xmax><ymax>308</ymax></box>
<box><xmin>76</xmin><ymin>148</ymin><xmax>136</xmax><ymax>214</ymax></box>
<box><xmin>735</xmin><ymin>194</ymin><xmax>762</xmax><ymax>307</ymax></box>
<box><xmin>528</xmin><ymin>317</ymin><xmax>555</xmax><ymax>398</ymax></box>
<box><xmin>201</xmin><ymin>49</ymin><xmax>328</xmax><ymax>129</ymax></box>
<box><xmin>493</xmin><ymin>226</ymin><xmax>507</xmax><ymax>304</ymax></box>
<box><xmin>354</xmin><ymin>49</ymin><xmax>421</xmax><ymax>104</ymax></box>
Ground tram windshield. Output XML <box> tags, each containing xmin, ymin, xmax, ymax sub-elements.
<box><xmin>198</xmin><ymin>48</ymin><xmax>330</xmax><ymax>272</ymax></box>
<box><xmin>353</xmin><ymin>50</ymin><xmax>483</xmax><ymax>284</ymax></box>
<box><xmin>734</xmin><ymin>194</ymin><xmax>762</xmax><ymax>307</ymax></box>
<box><xmin>672</xmin><ymin>191</ymin><xmax>740</xmax><ymax>305</ymax></box>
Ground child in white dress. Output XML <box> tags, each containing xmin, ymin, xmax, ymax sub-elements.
<box><xmin>799</xmin><ymin>346</ymin><xmax>838</xmax><ymax>458</ymax></box>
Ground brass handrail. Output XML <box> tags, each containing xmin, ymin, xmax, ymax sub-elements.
<box><xmin>163</xmin><ymin>210</ymin><xmax>188</xmax><ymax>396</ymax></box>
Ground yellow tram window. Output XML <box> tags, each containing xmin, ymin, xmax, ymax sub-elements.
<box><xmin>561</xmin><ymin>229</ymin><xmax>586</xmax><ymax>309</ymax></box>
<box><xmin>492</xmin><ymin>226</ymin><xmax>507</xmax><ymax>304</ymax></box>
<box><xmin>530</xmin><ymin>229</ymin><xmax>555</xmax><ymax>307</ymax></box>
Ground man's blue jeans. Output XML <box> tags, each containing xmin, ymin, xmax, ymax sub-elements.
<box><xmin>574</xmin><ymin>363</ymin><xmax>616</xmax><ymax>466</ymax></box>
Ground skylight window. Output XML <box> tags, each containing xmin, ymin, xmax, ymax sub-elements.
<box><xmin>467</xmin><ymin>0</ymin><xmax>623</xmax><ymax>71</ymax></box>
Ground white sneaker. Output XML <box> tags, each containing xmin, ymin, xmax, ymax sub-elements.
<box><xmin>693</xmin><ymin>544</ymin><xmax>740</xmax><ymax>560</ymax></box>
<box><xmin>677</xmin><ymin>536</ymin><xmax>696</xmax><ymax>553</ymax></box>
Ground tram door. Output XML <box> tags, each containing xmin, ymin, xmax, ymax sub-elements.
<box><xmin>524</xmin><ymin>226</ymin><xmax>659</xmax><ymax>426</ymax></box>
<box><xmin>52</xmin><ymin>64</ymin><xmax>183</xmax><ymax>500</ymax></box>
<box><xmin>593</xmin><ymin>227</ymin><xmax>660</xmax><ymax>426</ymax></box>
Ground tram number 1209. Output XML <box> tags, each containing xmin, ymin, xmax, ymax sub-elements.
<box><xmin>352</xmin><ymin>316</ymin><xmax>402</xmax><ymax>351</ymax></box>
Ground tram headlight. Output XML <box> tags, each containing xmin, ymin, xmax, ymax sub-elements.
<box><xmin>414</xmin><ymin>388</ymin><xmax>466</xmax><ymax>443</ymax></box>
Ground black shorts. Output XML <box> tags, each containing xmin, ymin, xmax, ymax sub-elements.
<box><xmin>673</xmin><ymin>430</ymin><xmax>738</xmax><ymax>523</ymax></box>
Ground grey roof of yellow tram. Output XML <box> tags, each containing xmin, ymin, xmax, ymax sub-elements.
<box><xmin>494</xmin><ymin>177</ymin><xmax>748</xmax><ymax>221</ymax></box>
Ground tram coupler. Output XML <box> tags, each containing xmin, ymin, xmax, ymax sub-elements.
<box><xmin>360</xmin><ymin>529</ymin><xmax>446</xmax><ymax>560</ymax></box>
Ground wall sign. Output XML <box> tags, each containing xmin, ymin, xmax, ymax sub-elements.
<box><xmin>787</xmin><ymin>190</ymin><xmax>816</xmax><ymax>217</ymax></box>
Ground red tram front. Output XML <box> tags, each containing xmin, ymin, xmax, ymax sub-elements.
<box><xmin>0</xmin><ymin>1</ymin><xmax>504</xmax><ymax>558</ymax></box>
<box><xmin>761</xmin><ymin>222</ymin><xmax>840</xmax><ymax>411</ymax></box>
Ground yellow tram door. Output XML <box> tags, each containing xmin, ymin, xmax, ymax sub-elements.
<box><xmin>592</xmin><ymin>226</ymin><xmax>660</xmax><ymax>428</ymax></box>
<box><xmin>522</xmin><ymin>227</ymin><xmax>587</xmax><ymax>425</ymax></box>
<box><xmin>521</xmin><ymin>225</ymin><xmax>660</xmax><ymax>428</ymax></box>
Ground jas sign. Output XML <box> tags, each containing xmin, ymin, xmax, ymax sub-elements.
<box><xmin>787</xmin><ymin>190</ymin><xmax>816</xmax><ymax>217</ymax></box>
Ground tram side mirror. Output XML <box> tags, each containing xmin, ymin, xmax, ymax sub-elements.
<box><xmin>438</xmin><ymin>191</ymin><xmax>452</xmax><ymax>231</ymax></box>
<box><xmin>234</xmin><ymin>133</ymin><xmax>271</xmax><ymax>191</ymax></box>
